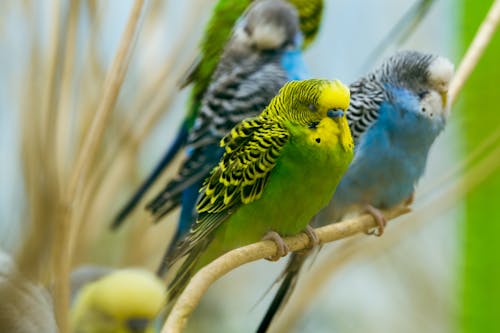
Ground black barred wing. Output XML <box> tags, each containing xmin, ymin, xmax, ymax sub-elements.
<box><xmin>146</xmin><ymin>60</ymin><xmax>287</xmax><ymax>220</ymax></box>
<box><xmin>175</xmin><ymin>117</ymin><xmax>289</xmax><ymax>256</ymax></box>
<box><xmin>347</xmin><ymin>75</ymin><xmax>387</xmax><ymax>144</ymax></box>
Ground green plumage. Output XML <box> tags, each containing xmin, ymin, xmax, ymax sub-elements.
<box><xmin>165</xmin><ymin>79</ymin><xmax>353</xmax><ymax>303</ymax></box>
<box><xmin>180</xmin><ymin>0</ymin><xmax>324</xmax><ymax>129</ymax></box>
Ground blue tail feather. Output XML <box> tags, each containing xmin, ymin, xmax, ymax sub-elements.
<box><xmin>156</xmin><ymin>181</ymin><xmax>202</xmax><ymax>277</ymax></box>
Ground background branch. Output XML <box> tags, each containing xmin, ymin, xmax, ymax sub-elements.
<box><xmin>54</xmin><ymin>2</ymin><xmax>145</xmax><ymax>332</ymax></box>
<box><xmin>448</xmin><ymin>0</ymin><xmax>500</xmax><ymax>105</ymax></box>
<box><xmin>161</xmin><ymin>207</ymin><xmax>410</xmax><ymax>333</ymax></box>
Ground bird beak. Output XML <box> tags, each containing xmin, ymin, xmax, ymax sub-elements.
<box><xmin>440</xmin><ymin>91</ymin><xmax>448</xmax><ymax>108</ymax></box>
<box><xmin>327</xmin><ymin>108</ymin><xmax>344</xmax><ymax>119</ymax></box>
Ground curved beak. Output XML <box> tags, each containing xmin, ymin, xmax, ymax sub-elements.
<box><xmin>440</xmin><ymin>91</ymin><xmax>448</xmax><ymax>108</ymax></box>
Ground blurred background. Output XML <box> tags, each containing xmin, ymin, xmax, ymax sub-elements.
<box><xmin>0</xmin><ymin>0</ymin><xmax>498</xmax><ymax>332</ymax></box>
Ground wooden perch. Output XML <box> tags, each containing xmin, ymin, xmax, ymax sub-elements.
<box><xmin>161</xmin><ymin>206</ymin><xmax>410</xmax><ymax>333</ymax></box>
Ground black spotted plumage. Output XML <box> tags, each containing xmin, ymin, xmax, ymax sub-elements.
<box><xmin>347</xmin><ymin>50</ymin><xmax>438</xmax><ymax>144</ymax></box>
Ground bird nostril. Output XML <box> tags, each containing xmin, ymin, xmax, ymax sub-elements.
<box><xmin>327</xmin><ymin>109</ymin><xmax>344</xmax><ymax>119</ymax></box>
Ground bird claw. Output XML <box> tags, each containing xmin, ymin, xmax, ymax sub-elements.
<box><xmin>262</xmin><ymin>231</ymin><xmax>289</xmax><ymax>261</ymax></box>
<box><xmin>296</xmin><ymin>225</ymin><xmax>320</xmax><ymax>255</ymax></box>
<box><xmin>364</xmin><ymin>205</ymin><xmax>386</xmax><ymax>237</ymax></box>
<box><xmin>304</xmin><ymin>225</ymin><xmax>320</xmax><ymax>249</ymax></box>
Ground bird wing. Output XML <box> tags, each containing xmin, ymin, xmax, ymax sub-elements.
<box><xmin>147</xmin><ymin>61</ymin><xmax>288</xmax><ymax>220</ymax></box>
<box><xmin>346</xmin><ymin>76</ymin><xmax>387</xmax><ymax>144</ymax></box>
<box><xmin>175</xmin><ymin>117</ymin><xmax>289</xmax><ymax>257</ymax></box>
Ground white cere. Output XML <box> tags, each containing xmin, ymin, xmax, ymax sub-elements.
<box><xmin>428</xmin><ymin>57</ymin><xmax>455</xmax><ymax>93</ymax></box>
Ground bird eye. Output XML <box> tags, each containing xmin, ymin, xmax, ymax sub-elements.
<box><xmin>308</xmin><ymin>121</ymin><xmax>319</xmax><ymax>129</ymax></box>
<box><xmin>308</xmin><ymin>104</ymin><xmax>317</xmax><ymax>112</ymax></box>
<box><xmin>418</xmin><ymin>91</ymin><xmax>429</xmax><ymax>99</ymax></box>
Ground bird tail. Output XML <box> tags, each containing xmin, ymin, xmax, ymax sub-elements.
<box><xmin>256</xmin><ymin>252</ymin><xmax>310</xmax><ymax>333</ymax></box>
<box><xmin>155</xmin><ymin>183</ymin><xmax>201</xmax><ymax>277</ymax></box>
<box><xmin>161</xmin><ymin>236</ymin><xmax>211</xmax><ymax>319</ymax></box>
<box><xmin>110</xmin><ymin>125</ymin><xmax>189</xmax><ymax>230</ymax></box>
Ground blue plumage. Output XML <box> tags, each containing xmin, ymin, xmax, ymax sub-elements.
<box><xmin>327</xmin><ymin>85</ymin><xmax>446</xmax><ymax>219</ymax></box>
<box><xmin>281</xmin><ymin>48</ymin><xmax>309</xmax><ymax>81</ymax></box>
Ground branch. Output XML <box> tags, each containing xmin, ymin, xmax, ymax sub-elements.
<box><xmin>448</xmin><ymin>0</ymin><xmax>500</xmax><ymax>105</ymax></box>
<box><xmin>161</xmin><ymin>206</ymin><xmax>410</xmax><ymax>333</ymax></box>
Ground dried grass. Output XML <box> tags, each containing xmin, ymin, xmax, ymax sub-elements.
<box><xmin>9</xmin><ymin>0</ymin><xmax>212</xmax><ymax>331</ymax></box>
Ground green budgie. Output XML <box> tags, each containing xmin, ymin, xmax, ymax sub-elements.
<box><xmin>111</xmin><ymin>0</ymin><xmax>324</xmax><ymax>228</ymax></box>
<box><xmin>164</xmin><ymin>79</ymin><xmax>353</xmax><ymax>309</ymax></box>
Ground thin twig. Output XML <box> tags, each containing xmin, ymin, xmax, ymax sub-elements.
<box><xmin>53</xmin><ymin>2</ymin><xmax>145</xmax><ymax>333</ymax></box>
<box><xmin>65</xmin><ymin>0</ymin><xmax>144</xmax><ymax>204</ymax></box>
<box><xmin>41</xmin><ymin>0</ymin><xmax>67</xmax><ymax>330</ymax></box>
<box><xmin>448</xmin><ymin>0</ymin><xmax>500</xmax><ymax>105</ymax></box>
<box><xmin>419</xmin><ymin>128</ymin><xmax>500</xmax><ymax>198</ymax></box>
<box><xmin>161</xmin><ymin>207</ymin><xmax>410</xmax><ymax>333</ymax></box>
<box><xmin>55</xmin><ymin>0</ymin><xmax>80</xmax><ymax>182</ymax></box>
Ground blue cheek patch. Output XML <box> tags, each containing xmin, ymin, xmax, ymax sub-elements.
<box><xmin>281</xmin><ymin>48</ymin><xmax>310</xmax><ymax>81</ymax></box>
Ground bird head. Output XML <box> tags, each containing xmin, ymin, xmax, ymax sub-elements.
<box><xmin>268</xmin><ymin>79</ymin><xmax>353</xmax><ymax>151</ymax></box>
<box><xmin>378</xmin><ymin>50</ymin><xmax>454</xmax><ymax>120</ymax></box>
<box><xmin>70</xmin><ymin>269</ymin><xmax>165</xmax><ymax>333</ymax></box>
<box><xmin>233</xmin><ymin>0</ymin><xmax>302</xmax><ymax>51</ymax></box>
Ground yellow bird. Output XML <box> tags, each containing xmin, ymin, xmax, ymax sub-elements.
<box><xmin>70</xmin><ymin>269</ymin><xmax>164</xmax><ymax>333</ymax></box>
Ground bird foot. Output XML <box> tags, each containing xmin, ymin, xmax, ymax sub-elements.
<box><xmin>296</xmin><ymin>225</ymin><xmax>320</xmax><ymax>255</ymax></box>
<box><xmin>364</xmin><ymin>205</ymin><xmax>386</xmax><ymax>237</ymax></box>
<box><xmin>262</xmin><ymin>231</ymin><xmax>289</xmax><ymax>261</ymax></box>
<box><xmin>303</xmin><ymin>225</ymin><xmax>320</xmax><ymax>249</ymax></box>
<box><xmin>404</xmin><ymin>191</ymin><xmax>415</xmax><ymax>206</ymax></box>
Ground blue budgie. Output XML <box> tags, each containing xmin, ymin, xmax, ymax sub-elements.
<box><xmin>257</xmin><ymin>50</ymin><xmax>454</xmax><ymax>332</ymax></box>
<box><xmin>126</xmin><ymin>0</ymin><xmax>308</xmax><ymax>276</ymax></box>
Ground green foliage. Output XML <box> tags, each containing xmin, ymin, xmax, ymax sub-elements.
<box><xmin>461</xmin><ymin>1</ymin><xmax>500</xmax><ymax>332</ymax></box>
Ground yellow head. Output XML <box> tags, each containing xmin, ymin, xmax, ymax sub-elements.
<box><xmin>70</xmin><ymin>269</ymin><xmax>164</xmax><ymax>333</ymax></box>
<box><xmin>266</xmin><ymin>79</ymin><xmax>353</xmax><ymax>151</ymax></box>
